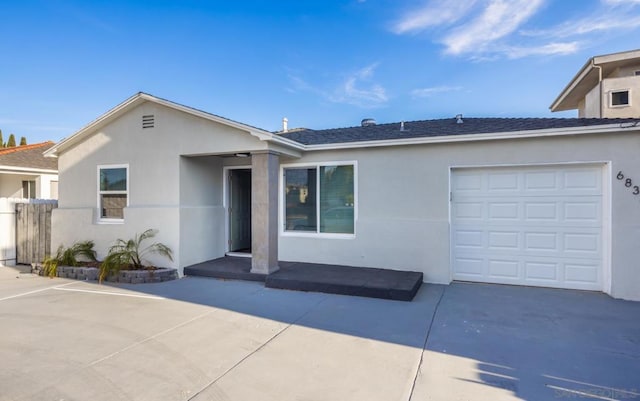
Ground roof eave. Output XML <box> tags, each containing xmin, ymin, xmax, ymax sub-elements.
<box><xmin>550</xmin><ymin>57</ymin><xmax>595</xmax><ymax>112</ymax></box>
<box><xmin>0</xmin><ymin>165</ymin><xmax>58</xmax><ymax>174</ymax></box>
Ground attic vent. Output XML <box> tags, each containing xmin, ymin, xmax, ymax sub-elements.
<box><xmin>142</xmin><ymin>114</ymin><xmax>155</xmax><ymax>129</ymax></box>
<box><xmin>361</xmin><ymin>118</ymin><xmax>376</xmax><ymax>127</ymax></box>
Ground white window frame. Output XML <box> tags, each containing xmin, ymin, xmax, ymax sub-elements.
<box><xmin>97</xmin><ymin>164</ymin><xmax>129</xmax><ymax>224</ymax></box>
<box><xmin>279</xmin><ymin>161</ymin><xmax>358</xmax><ymax>239</ymax></box>
<box><xmin>610</xmin><ymin>89</ymin><xmax>631</xmax><ymax>108</ymax></box>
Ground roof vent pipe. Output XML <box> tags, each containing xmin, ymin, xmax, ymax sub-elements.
<box><xmin>282</xmin><ymin>117</ymin><xmax>288</xmax><ymax>132</ymax></box>
<box><xmin>400</xmin><ymin>121</ymin><xmax>405</xmax><ymax>131</ymax></box>
<box><xmin>456</xmin><ymin>114</ymin><xmax>463</xmax><ymax>124</ymax></box>
<box><xmin>361</xmin><ymin>118</ymin><xmax>376</xmax><ymax>127</ymax></box>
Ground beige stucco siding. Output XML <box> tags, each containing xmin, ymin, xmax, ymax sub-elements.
<box><xmin>279</xmin><ymin>131</ymin><xmax>640</xmax><ymax>301</ymax></box>
<box><xmin>602</xmin><ymin>76</ymin><xmax>640</xmax><ymax>118</ymax></box>
<box><xmin>179</xmin><ymin>155</ymin><xmax>226</xmax><ymax>268</ymax></box>
<box><xmin>53</xmin><ymin>101</ymin><xmax>270</xmax><ymax>273</ymax></box>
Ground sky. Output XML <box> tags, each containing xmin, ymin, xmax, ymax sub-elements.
<box><xmin>1</xmin><ymin>0</ymin><xmax>640</xmax><ymax>145</ymax></box>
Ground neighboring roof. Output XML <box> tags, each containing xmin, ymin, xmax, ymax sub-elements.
<box><xmin>279</xmin><ymin>117</ymin><xmax>640</xmax><ymax>146</ymax></box>
<box><xmin>550</xmin><ymin>49</ymin><xmax>640</xmax><ymax>112</ymax></box>
<box><xmin>0</xmin><ymin>142</ymin><xmax>58</xmax><ymax>172</ymax></box>
<box><xmin>45</xmin><ymin>92</ymin><xmax>304</xmax><ymax>157</ymax></box>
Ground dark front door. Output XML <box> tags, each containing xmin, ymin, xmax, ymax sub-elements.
<box><xmin>229</xmin><ymin>169</ymin><xmax>251</xmax><ymax>253</ymax></box>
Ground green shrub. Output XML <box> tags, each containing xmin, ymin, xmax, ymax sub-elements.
<box><xmin>42</xmin><ymin>241</ymin><xmax>97</xmax><ymax>278</ymax></box>
<box><xmin>99</xmin><ymin>229</ymin><xmax>173</xmax><ymax>283</ymax></box>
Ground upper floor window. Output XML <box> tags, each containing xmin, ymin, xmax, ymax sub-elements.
<box><xmin>283</xmin><ymin>163</ymin><xmax>356</xmax><ymax>235</ymax></box>
<box><xmin>611</xmin><ymin>90</ymin><xmax>630</xmax><ymax>107</ymax></box>
<box><xmin>98</xmin><ymin>165</ymin><xmax>128</xmax><ymax>221</ymax></box>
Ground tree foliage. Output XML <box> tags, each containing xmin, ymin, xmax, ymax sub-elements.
<box><xmin>19</xmin><ymin>136</ymin><xmax>27</xmax><ymax>146</ymax></box>
<box><xmin>6</xmin><ymin>134</ymin><xmax>16</xmax><ymax>147</ymax></box>
<box><xmin>0</xmin><ymin>129</ymin><xmax>3</xmax><ymax>147</ymax></box>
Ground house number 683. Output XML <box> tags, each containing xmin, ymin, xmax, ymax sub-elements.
<box><xmin>617</xmin><ymin>171</ymin><xmax>640</xmax><ymax>195</ymax></box>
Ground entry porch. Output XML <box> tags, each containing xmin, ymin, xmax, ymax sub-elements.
<box><xmin>184</xmin><ymin>256</ymin><xmax>423</xmax><ymax>301</ymax></box>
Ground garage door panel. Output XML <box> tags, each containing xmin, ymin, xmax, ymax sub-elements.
<box><xmin>563</xmin><ymin>169</ymin><xmax>601</xmax><ymax>191</ymax></box>
<box><xmin>525</xmin><ymin>262</ymin><xmax>558</xmax><ymax>281</ymax></box>
<box><xmin>451</xmin><ymin>164</ymin><xmax>603</xmax><ymax>291</ymax></box>
<box><xmin>453</xmin><ymin>202</ymin><xmax>484</xmax><ymax>220</ymax></box>
<box><xmin>488</xmin><ymin>259</ymin><xmax>520</xmax><ymax>279</ymax></box>
<box><xmin>488</xmin><ymin>231</ymin><xmax>519</xmax><ymax>249</ymax></box>
<box><xmin>454</xmin><ymin>257</ymin><xmax>485</xmax><ymax>277</ymax></box>
<box><xmin>488</xmin><ymin>202</ymin><xmax>519</xmax><ymax>219</ymax></box>
<box><xmin>453</xmin><ymin>173</ymin><xmax>483</xmax><ymax>191</ymax></box>
<box><xmin>525</xmin><ymin>202</ymin><xmax>558</xmax><ymax>220</ymax></box>
<box><xmin>524</xmin><ymin>232</ymin><xmax>558</xmax><ymax>251</ymax></box>
<box><xmin>564</xmin><ymin>202</ymin><xmax>600</xmax><ymax>222</ymax></box>
<box><xmin>565</xmin><ymin>263</ymin><xmax>599</xmax><ymax>285</ymax></box>
<box><xmin>488</xmin><ymin>172</ymin><xmax>519</xmax><ymax>191</ymax></box>
<box><xmin>564</xmin><ymin>233</ymin><xmax>599</xmax><ymax>253</ymax></box>
<box><xmin>525</xmin><ymin>171</ymin><xmax>558</xmax><ymax>190</ymax></box>
<box><xmin>454</xmin><ymin>230</ymin><xmax>484</xmax><ymax>248</ymax></box>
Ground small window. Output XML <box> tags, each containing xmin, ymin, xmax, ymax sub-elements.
<box><xmin>22</xmin><ymin>180</ymin><xmax>36</xmax><ymax>199</ymax></box>
<box><xmin>611</xmin><ymin>90</ymin><xmax>629</xmax><ymax>107</ymax></box>
<box><xmin>98</xmin><ymin>166</ymin><xmax>128</xmax><ymax>220</ymax></box>
<box><xmin>284</xmin><ymin>163</ymin><xmax>355</xmax><ymax>235</ymax></box>
<box><xmin>635</xmin><ymin>70</ymin><xmax>640</xmax><ymax>76</ymax></box>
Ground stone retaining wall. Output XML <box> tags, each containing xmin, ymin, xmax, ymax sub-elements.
<box><xmin>32</xmin><ymin>264</ymin><xmax>178</xmax><ymax>283</ymax></box>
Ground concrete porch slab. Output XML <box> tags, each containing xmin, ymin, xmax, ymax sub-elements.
<box><xmin>184</xmin><ymin>257</ymin><xmax>423</xmax><ymax>301</ymax></box>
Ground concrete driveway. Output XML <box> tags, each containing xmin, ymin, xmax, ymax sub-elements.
<box><xmin>1</xmin><ymin>265</ymin><xmax>638</xmax><ymax>401</ymax></box>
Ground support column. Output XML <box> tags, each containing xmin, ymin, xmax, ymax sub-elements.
<box><xmin>251</xmin><ymin>151</ymin><xmax>280</xmax><ymax>274</ymax></box>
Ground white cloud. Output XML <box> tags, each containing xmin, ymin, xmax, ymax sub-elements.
<box><xmin>602</xmin><ymin>0</ymin><xmax>640</xmax><ymax>4</ymax></box>
<box><xmin>442</xmin><ymin>0</ymin><xmax>545</xmax><ymax>55</ymax></box>
<box><xmin>501</xmin><ymin>42</ymin><xmax>580</xmax><ymax>59</ymax></box>
<box><xmin>330</xmin><ymin>64</ymin><xmax>388</xmax><ymax>108</ymax></box>
<box><xmin>522</xmin><ymin>12</ymin><xmax>640</xmax><ymax>38</ymax></box>
<box><xmin>411</xmin><ymin>85</ymin><xmax>462</xmax><ymax>98</ymax></box>
<box><xmin>287</xmin><ymin>64</ymin><xmax>388</xmax><ymax>109</ymax></box>
<box><xmin>392</xmin><ymin>0</ymin><xmax>479</xmax><ymax>34</ymax></box>
<box><xmin>392</xmin><ymin>0</ymin><xmax>640</xmax><ymax>60</ymax></box>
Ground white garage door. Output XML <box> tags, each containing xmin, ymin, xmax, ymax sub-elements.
<box><xmin>451</xmin><ymin>164</ymin><xmax>604</xmax><ymax>291</ymax></box>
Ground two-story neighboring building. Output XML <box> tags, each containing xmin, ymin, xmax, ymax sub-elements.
<box><xmin>551</xmin><ymin>49</ymin><xmax>640</xmax><ymax>118</ymax></box>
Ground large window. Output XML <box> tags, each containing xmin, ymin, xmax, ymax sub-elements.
<box><xmin>98</xmin><ymin>165</ymin><xmax>128</xmax><ymax>220</ymax></box>
<box><xmin>284</xmin><ymin>163</ymin><xmax>355</xmax><ymax>234</ymax></box>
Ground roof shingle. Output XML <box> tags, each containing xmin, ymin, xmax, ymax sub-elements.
<box><xmin>279</xmin><ymin>117</ymin><xmax>639</xmax><ymax>145</ymax></box>
<box><xmin>0</xmin><ymin>142</ymin><xmax>58</xmax><ymax>170</ymax></box>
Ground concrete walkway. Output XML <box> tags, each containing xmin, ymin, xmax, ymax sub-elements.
<box><xmin>1</xmin><ymin>265</ymin><xmax>638</xmax><ymax>401</ymax></box>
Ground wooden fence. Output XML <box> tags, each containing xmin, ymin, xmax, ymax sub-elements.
<box><xmin>0</xmin><ymin>198</ymin><xmax>57</xmax><ymax>265</ymax></box>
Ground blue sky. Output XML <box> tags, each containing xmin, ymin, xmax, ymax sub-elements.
<box><xmin>1</xmin><ymin>0</ymin><xmax>640</xmax><ymax>144</ymax></box>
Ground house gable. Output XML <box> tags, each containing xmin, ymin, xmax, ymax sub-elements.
<box><xmin>46</xmin><ymin>92</ymin><xmax>302</xmax><ymax>159</ymax></box>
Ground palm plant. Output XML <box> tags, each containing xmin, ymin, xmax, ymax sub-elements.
<box><xmin>99</xmin><ymin>229</ymin><xmax>173</xmax><ymax>283</ymax></box>
<box><xmin>42</xmin><ymin>241</ymin><xmax>97</xmax><ymax>278</ymax></box>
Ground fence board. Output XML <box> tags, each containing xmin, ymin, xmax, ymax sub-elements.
<box><xmin>11</xmin><ymin>199</ymin><xmax>58</xmax><ymax>265</ymax></box>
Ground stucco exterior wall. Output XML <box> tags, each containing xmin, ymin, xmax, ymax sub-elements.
<box><xmin>53</xmin><ymin>101</ymin><xmax>270</xmax><ymax>273</ymax></box>
<box><xmin>601</xmin><ymin>76</ymin><xmax>640</xmax><ymax>118</ymax></box>
<box><xmin>179</xmin><ymin>155</ymin><xmax>226</xmax><ymax>267</ymax></box>
<box><xmin>278</xmin><ymin>131</ymin><xmax>640</xmax><ymax>301</ymax></box>
<box><xmin>583</xmin><ymin>85</ymin><xmax>601</xmax><ymax>118</ymax></box>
